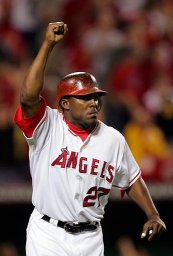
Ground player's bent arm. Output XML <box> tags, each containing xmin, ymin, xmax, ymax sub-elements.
<box><xmin>126</xmin><ymin>178</ymin><xmax>159</xmax><ymax>218</ymax></box>
<box><xmin>126</xmin><ymin>178</ymin><xmax>166</xmax><ymax>240</ymax></box>
<box><xmin>20</xmin><ymin>22</ymin><xmax>68</xmax><ymax>118</ymax></box>
<box><xmin>20</xmin><ymin>40</ymin><xmax>54</xmax><ymax>118</ymax></box>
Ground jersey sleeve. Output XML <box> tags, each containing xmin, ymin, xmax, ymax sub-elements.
<box><xmin>113</xmin><ymin>141</ymin><xmax>141</xmax><ymax>190</ymax></box>
<box><xmin>14</xmin><ymin>97</ymin><xmax>46</xmax><ymax>138</ymax></box>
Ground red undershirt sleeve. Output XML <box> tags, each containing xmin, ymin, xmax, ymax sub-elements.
<box><xmin>13</xmin><ymin>97</ymin><xmax>47</xmax><ymax>138</ymax></box>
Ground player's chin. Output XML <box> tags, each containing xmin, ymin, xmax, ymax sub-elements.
<box><xmin>85</xmin><ymin>116</ymin><xmax>97</xmax><ymax>127</ymax></box>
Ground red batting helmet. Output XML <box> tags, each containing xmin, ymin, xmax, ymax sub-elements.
<box><xmin>57</xmin><ymin>72</ymin><xmax>107</xmax><ymax>107</ymax></box>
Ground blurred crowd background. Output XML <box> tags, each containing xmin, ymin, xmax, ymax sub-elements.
<box><xmin>0</xmin><ymin>0</ymin><xmax>173</xmax><ymax>182</ymax></box>
<box><xmin>0</xmin><ymin>1</ymin><xmax>173</xmax><ymax>255</ymax></box>
<box><xmin>1</xmin><ymin>0</ymin><xmax>173</xmax><ymax>184</ymax></box>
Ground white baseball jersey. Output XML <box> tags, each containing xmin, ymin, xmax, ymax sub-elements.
<box><xmin>14</xmin><ymin>98</ymin><xmax>141</xmax><ymax>222</ymax></box>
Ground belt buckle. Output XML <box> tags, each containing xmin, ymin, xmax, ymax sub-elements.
<box><xmin>64</xmin><ymin>221</ymin><xmax>98</xmax><ymax>234</ymax></box>
<box><xmin>64</xmin><ymin>222</ymin><xmax>80</xmax><ymax>234</ymax></box>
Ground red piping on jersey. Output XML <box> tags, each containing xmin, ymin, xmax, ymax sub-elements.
<box><xmin>120</xmin><ymin>173</ymin><xmax>142</xmax><ymax>199</ymax></box>
<box><xmin>112</xmin><ymin>169</ymin><xmax>142</xmax><ymax>199</ymax></box>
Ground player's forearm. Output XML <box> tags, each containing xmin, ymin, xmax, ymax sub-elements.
<box><xmin>20</xmin><ymin>22</ymin><xmax>67</xmax><ymax>118</ymax></box>
<box><xmin>126</xmin><ymin>178</ymin><xmax>159</xmax><ymax>219</ymax></box>
<box><xmin>21</xmin><ymin>40</ymin><xmax>54</xmax><ymax>105</ymax></box>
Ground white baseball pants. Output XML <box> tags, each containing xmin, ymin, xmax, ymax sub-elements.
<box><xmin>26</xmin><ymin>208</ymin><xmax>104</xmax><ymax>256</ymax></box>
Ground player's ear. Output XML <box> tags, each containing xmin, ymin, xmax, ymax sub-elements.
<box><xmin>60</xmin><ymin>98</ymin><xmax>70</xmax><ymax>111</ymax></box>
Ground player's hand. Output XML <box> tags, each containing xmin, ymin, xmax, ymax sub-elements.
<box><xmin>141</xmin><ymin>215</ymin><xmax>167</xmax><ymax>241</ymax></box>
<box><xmin>45</xmin><ymin>22</ymin><xmax>68</xmax><ymax>46</ymax></box>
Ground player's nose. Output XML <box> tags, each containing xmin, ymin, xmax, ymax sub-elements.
<box><xmin>89</xmin><ymin>97</ymin><xmax>99</xmax><ymax>108</ymax></box>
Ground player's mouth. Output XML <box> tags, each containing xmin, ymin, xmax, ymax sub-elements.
<box><xmin>88</xmin><ymin>111</ymin><xmax>98</xmax><ymax>118</ymax></box>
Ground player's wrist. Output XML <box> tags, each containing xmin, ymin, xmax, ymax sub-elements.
<box><xmin>147</xmin><ymin>213</ymin><xmax>160</xmax><ymax>221</ymax></box>
<box><xmin>42</xmin><ymin>40</ymin><xmax>55</xmax><ymax>52</ymax></box>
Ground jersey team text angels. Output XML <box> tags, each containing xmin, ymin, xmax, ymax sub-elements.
<box><xmin>14</xmin><ymin>98</ymin><xmax>141</xmax><ymax>222</ymax></box>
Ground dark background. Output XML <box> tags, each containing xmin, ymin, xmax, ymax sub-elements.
<box><xmin>0</xmin><ymin>199</ymin><xmax>172</xmax><ymax>256</ymax></box>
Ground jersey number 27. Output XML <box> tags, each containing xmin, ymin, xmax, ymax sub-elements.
<box><xmin>83</xmin><ymin>186</ymin><xmax>110</xmax><ymax>207</ymax></box>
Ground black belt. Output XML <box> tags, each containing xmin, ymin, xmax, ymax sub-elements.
<box><xmin>42</xmin><ymin>215</ymin><xmax>99</xmax><ymax>234</ymax></box>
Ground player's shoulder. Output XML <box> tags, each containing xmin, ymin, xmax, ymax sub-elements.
<box><xmin>44</xmin><ymin>106</ymin><xmax>64</xmax><ymax>127</ymax></box>
<box><xmin>46</xmin><ymin>106</ymin><xmax>61</xmax><ymax>118</ymax></box>
<box><xmin>98</xmin><ymin>121</ymin><xmax>125</xmax><ymax>143</ymax></box>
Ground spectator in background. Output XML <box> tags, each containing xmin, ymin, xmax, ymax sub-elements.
<box><xmin>103</xmin><ymin>10</ymin><xmax>154</xmax><ymax>131</ymax></box>
<box><xmin>0</xmin><ymin>99</ymin><xmax>29</xmax><ymax>182</ymax></box>
<box><xmin>143</xmin><ymin>73</ymin><xmax>173</xmax><ymax>144</ymax></box>
<box><xmin>123</xmin><ymin>104</ymin><xmax>173</xmax><ymax>182</ymax></box>
<box><xmin>61</xmin><ymin>0</ymin><xmax>99</xmax><ymax>74</ymax></box>
<box><xmin>0</xmin><ymin>60</ymin><xmax>30</xmax><ymax>182</ymax></box>
<box><xmin>0</xmin><ymin>0</ymin><xmax>27</xmax><ymax>63</ymax></box>
<box><xmin>9</xmin><ymin>0</ymin><xmax>41</xmax><ymax>57</ymax></box>
<box><xmin>82</xmin><ymin>5</ymin><xmax>125</xmax><ymax>82</ymax></box>
<box><xmin>62</xmin><ymin>0</ymin><xmax>94</xmax><ymax>47</ymax></box>
<box><xmin>0</xmin><ymin>61</ymin><xmax>16</xmax><ymax>109</ymax></box>
<box><xmin>147</xmin><ymin>0</ymin><xmax>173</xmax><ymax>39</ymax></box>
<box><xmin>104</xmin><ymin>46</ymin><xmax>149</xmax><ymax>132</ymax></box>
<box><xmin>115</xmin><ymin>0</ymin><xmax>147</xmax><ymax>21</ymax></box>
<box><xmin>147</xmin><ymin>41</ymin><xmax>173</xmax><ymax>80</ymax></box>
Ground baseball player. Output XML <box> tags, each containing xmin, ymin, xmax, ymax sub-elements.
<box><xmin>14</xmin><ymin>22</ymin><xmax>166</xmax><ymax>256</ymax></box>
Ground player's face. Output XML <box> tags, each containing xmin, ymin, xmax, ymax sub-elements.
<box><xmin>62</xmin><ymin>93</ymin><xmax>102</xmax><ymax>130</ymax></box>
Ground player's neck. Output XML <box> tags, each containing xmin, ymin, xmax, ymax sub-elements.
<box><xmin>63</xmin><ymin>112</ymin><xmax>97</xmax><ymax>132</ymax></box>
<box><xmin>64</xmin><ymin>117</ymin><xmax>96</xmax><ymax>132</ymax></box>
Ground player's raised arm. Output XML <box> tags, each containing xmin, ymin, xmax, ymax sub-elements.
<box><xmin>126</xmin><ymin>178</ymin><xmax>166</xmax><ymax>241</ymax></box>
<box><xmin>20</xmin><ymin>22</ymin><xmax>68</xmax><ymax>118</ymax></box>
